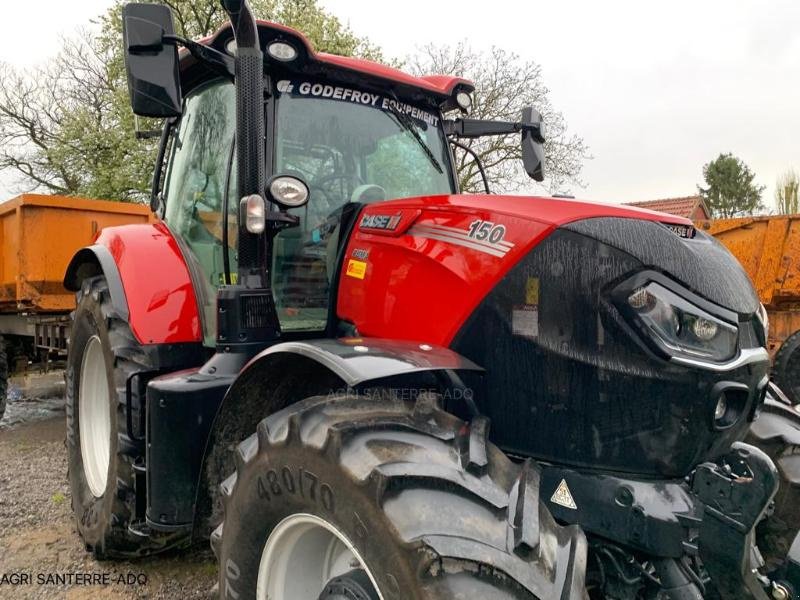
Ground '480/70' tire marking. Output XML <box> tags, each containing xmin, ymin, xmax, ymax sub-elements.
<box><xmin>257</xmin><ymin>466</ymin><xmax>335</xmax><ymax>513</ymax></box>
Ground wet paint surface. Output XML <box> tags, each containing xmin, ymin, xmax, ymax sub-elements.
<box><xmin>95</xmin><ymin>223</ymin><xmax>202</xmax><ymax>345</ymax></box>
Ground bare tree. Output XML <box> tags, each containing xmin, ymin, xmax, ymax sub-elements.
<box><xmin>776</xmin><ymin>169</ymin><xmax>800</xmax><ymax>215</ymax></box>
<box><xmin>0</xmin><ymin>27</ymin><xmax>154</xmax><ymax>201</ymax></box>
<box><xmin>409</xmin><ymin>43</ymin><xmax>589</xmax><ymax>194</ymax></box>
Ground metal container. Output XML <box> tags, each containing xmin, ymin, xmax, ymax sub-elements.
<box><xmin>697</xmin><ymin>215</ymin><xmax>800</xmax><ymax>356</ymax></box>
<box><xmin>0</xmin><ymin>194</ymin><xmax>154</xmax><ymax>313</ymax></box>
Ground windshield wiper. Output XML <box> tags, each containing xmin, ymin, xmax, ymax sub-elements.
<box><xmin>385</xmin><ymin>96</ymin><xmax>444</xmax><ymax>174</ymax></box>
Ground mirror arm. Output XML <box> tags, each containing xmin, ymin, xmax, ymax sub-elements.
<box><xmin>266</xmin><ymin>211</ymin><xmax>300</xmax><ymax>228</ymax></box>
<box><xmin>162</xmin><ymin>34</ymin><xmax>235</xmax><ymax>79</ymax></box>
<box><xmin>444</xmin><ymin>118</ymin><xmax>545</xmax><ymax>143</ymax></box>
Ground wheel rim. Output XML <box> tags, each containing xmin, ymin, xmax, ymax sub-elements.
<box><xmin>256</xmin><ymin>513</ymin><xmax>384</xmax><ymax>600</ymax></box>
<box><xmin>78</xmin><ymin>335</ymin><xmax>111</xmax><ymax>498</ymax></box>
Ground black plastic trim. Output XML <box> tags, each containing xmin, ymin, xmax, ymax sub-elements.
<box><xmin>63</xmin><ymin>245</ymin><xmax>129</xmax><ymax>322</ymax></box>
<box><xmin>248</xmin><ymin>338</ymin><xmax>483</xmax><ymax>388</ymax></box>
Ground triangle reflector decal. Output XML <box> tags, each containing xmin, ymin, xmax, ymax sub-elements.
<box><xmin>550</xmin><ymin>478</ymin><xmax>577</xmax><ymax>510</ymax></box>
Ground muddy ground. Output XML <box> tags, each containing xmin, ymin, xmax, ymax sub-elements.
<box><xmin>0</xmin><ymin>372</ymin><xmax>217</xmax><ymax>599</ymax></box>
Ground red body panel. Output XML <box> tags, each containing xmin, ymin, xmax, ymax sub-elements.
<box><xmin>338</xmin><ymin>194</ymin><xmax>691</xmax><ymax>345</ymax></box>
<box><xmin>95</xmin><ymin>223</ymin><xmax>202</xmax><ymax>345</ymax></box>
<box><xmin>190</xmin><ymin>21</ymin><xmax>473</xmax><ymax>98</ymax></box>
<box><xmin>312</xmin><ymin>52</ymin><xmax>472</xmax><ymax>96</ymax></box>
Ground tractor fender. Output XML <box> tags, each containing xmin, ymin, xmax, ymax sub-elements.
<box><xmin>193</xmin><ymin>338</ymin><xmax>484</xmax><ymax>537</ymax></box>
<box><xmin>246</xmin><ymin>337</ymin><xmax>484</xmax><ymax>388</ymax></box>
<box><xmin>64</xmin><ymin>245</ymin><xmax>130</xmax><ymax>322</ymax></box>
<box><xmin>63</xmin><ymin>223</ymin><xmax>203</xmax><ymax>345</ymax></box>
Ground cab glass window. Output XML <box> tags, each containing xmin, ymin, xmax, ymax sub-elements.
<box><xmin>162</xmin><ymin>79</ymin><xmax>236</xmax><ymax>344</ymax></box>
<box><xmin>271</xmin><ymin>79</ymin><xmax>454</xmax><ymax>332</ymax></box>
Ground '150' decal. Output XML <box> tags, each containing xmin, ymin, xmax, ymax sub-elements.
<box><xmin>408</xmin><ymin>219</ymin><xmax>514</xmax><ymax>258</ymax></box>
<box><xmin>467</xmin><ymin>220</ymin><xmax>507</xmax><ymax>244</ymax></box>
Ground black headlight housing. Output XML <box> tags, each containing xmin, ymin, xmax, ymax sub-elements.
<box><xmin>612</xmin><ymin>272</ymin><xmax>740</xmax><ymax>366</ymax></box>
<box><xmin>453</xmin><ymin>221</ymin><xmax>771</xmax><ymax>478</ymax></box>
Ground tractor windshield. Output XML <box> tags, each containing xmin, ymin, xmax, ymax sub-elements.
<box><xmin>162</xmin><ymin>78</ymin><xmax>456</xmax><ymax>341</ymax></box>
<box><xmin>273</xmin><ymin>79</ymin><xmax>455</xmax><ymax>205</ymax></box>
<box><xmin>267</xmin><ymin>79</ymin><xmax>455</xmax><ymax>332</ymax></box>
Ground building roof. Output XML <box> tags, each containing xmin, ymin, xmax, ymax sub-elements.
<box><xmin>627</xmin><ymin>196</ymin><xmax>711</xmax><ymax>219</ymax></box>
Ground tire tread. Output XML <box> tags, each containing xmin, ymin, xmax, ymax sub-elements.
<box><xmin>68</xmin><ymin>275</ymin><xmax>183</xmax><ymax>558</ymax></box>
<box><xmin>217</xmin><ymin>391</ymin><xmax>587</xmax><ymax>600</ymax></box>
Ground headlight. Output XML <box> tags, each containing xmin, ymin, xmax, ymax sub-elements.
<box><xmin>623</xmin><ymin>282</ymin><xmax>738</xmax><ymax>363</ymax></box>
<box><xmin>267</xmin><ymin>41</ymin><xmax>298</xmax><ymax>62</ymax></box>
<box><xmin>267</xmin><ymin>175</ymin><xmax>309</xmax><ymax>209</ymax></box>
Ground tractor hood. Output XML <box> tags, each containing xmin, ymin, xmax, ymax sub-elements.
<box><xmin>348</xmin><ymin>193</ymin><xmax>759</xmax><ymax>317</ymax></box>
<box><xmin>374</xmin><ymin>192</ymin><xmax>694</xmax><ymax>229</ymax></box>
<box><xmin>338</xmin><ymin>192</ymin><xmax>769</xmax><ymax>477</ymax></box>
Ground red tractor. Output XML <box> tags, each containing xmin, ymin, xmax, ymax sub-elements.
<box><xmin>64</xmin><ymin>1</ymin><xmax>800</xmax><ymax>598</ymax></box>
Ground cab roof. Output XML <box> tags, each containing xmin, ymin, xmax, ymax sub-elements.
<box><xmin>184</xmin><ymin>19</ymin><xmax>474</xmax><ymax>105</ymax></box>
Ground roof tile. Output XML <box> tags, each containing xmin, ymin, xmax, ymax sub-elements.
<box><xmin>627</xmin><ymin>196</ymin><xmax>709</xmax><ymax>219</ymax></box>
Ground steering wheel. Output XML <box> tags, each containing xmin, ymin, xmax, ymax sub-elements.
<box><xmin>315</xmin><ymin>173</ymin><xmax>363</xmax><ymax>196</ymax></box>
<box><xmin>307</xmin><ymin>173</ymin><xmax>361</xmax><ymax>215</ymax></box>
<box><xmin>316</xmin><ymin>173</ymin><xmax>361</xmax><ymax>186</ymax></box>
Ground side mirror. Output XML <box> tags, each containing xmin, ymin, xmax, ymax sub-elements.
<box><xmin>122</xmin><ymin>4</ymin><xmax>182</xmax><ymax>118</ymax></box>
<box><xmin>521</xmin><ymin>107</ymin><xmax>545</xmax><ymax>182</ymax></box>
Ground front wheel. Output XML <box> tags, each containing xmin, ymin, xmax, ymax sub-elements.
<box><xmin>213</xmin><ymin>392</ymin><xmax>587</xmax><ymax>600</ymax></box>
<box><xmin>66</xmin><ymin>275</ymin><xmax>178</xmax><ymax>558</ymax></box>
<box><xmin>255</xmin><ymin>513</ymin><xmax>380</xmax><ymax>599</ymax></box>
<box><xmin>0</xmin><ymin>335</ymin><xmax>7</xmax><ymax>420</ymax></box>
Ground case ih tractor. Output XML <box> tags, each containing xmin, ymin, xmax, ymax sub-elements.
<box><xmin>63</xmin><ymin>1</ymin><xmax>800</xmax><ymax>598</ymax></box>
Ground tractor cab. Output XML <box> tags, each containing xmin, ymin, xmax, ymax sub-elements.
<box><xmin>161</xmin><ymin>70</ymin><xmax>457</xmax><ymax>340</ymax></box>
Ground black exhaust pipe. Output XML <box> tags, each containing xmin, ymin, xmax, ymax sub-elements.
<box><xmin>214</xmin><ymin>1</ymin><xmax>280</xmax><ymax>352</ymax></box>
<box><xmin>220</xmin><ymin>0</ymin><xmax>264</xmax><ymax>285</ymax></box>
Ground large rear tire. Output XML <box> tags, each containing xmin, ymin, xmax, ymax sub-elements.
<box><xmin>746</xmin><ymin>390</ymin><xmax>800</xmax><ymax>569</ymax></box>
<box><xmin>66</xmin><ymin>275</ymin><xmax>179</xmax><ymax>558</ymax></box>
<box><xmin>0</xmin><ymin>335</ymin><xmax>7</xmax><ymax>421</ymax></box>
<box><xmin>213</xmin><ymin>392</ymin><xmax>587</xmax><ymax>600</ymax></box>
<box><xmin>773</xmin><ymin>330</ymin><xmax>800</xmax><ymax>405</ymax></box>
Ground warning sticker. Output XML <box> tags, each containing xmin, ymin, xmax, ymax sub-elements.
<box><xmin>512</xmin><ymin>306</ymin><xmax>539</xmax><ymax>339</ymax></box>
<box><xmin>550</xmin><ymin>479</ymin><xmax>577</xmax><ymax>510</ymax></box>
<box><xmin>525</xmin><ymin>277</ymin><xmax>540</xmax><ymax>305</ymax></box>
<box><xmin>346</xmin><ymin>259</ymin><xmax>367</xmax><ymax>280</ymax></box>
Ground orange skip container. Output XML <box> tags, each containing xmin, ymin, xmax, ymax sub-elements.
<box><xmin>697</xmin><ymin>215</ymin><xmax>800</xmax><ymax>356</ymax></box>
<box><xmin>0</xmin><ymin>194</ymin><xmax>154</xmax><ymax>314</ymax></box>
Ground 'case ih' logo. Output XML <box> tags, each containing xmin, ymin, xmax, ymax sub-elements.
<box><xmin>360</xmin><ymin>213</ymin><xmax>402</xmax><ymax>231</ymax></box>
<box><xmin>663</xmin><ymin>222</ymin><xmax>695</xmax><ymax>239</ymax></box>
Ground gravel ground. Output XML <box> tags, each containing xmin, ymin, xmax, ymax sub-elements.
<box><xmin>0</xmin><ymin>372</ymin><xmax>217</xmax><ymax>599</ymax></box>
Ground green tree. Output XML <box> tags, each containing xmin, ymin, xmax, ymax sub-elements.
<box><xmin>698</xmin><ymin>153</ymin><xmax>765</xmax><ymax>218</ymax></box>
<box><xmin>0</xmin><ymin>0</ymin><xmax>382</xmax><ymax>201</ymax></box>
<box><xmin>776</xmin><ymin>169</ymin><xmax>800</xmax><ymax>215</ymax></box>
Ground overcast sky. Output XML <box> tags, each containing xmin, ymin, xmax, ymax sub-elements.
<box><xmin>1</xmin><ymin>0</ymin><xmax>798</xmax><ymax>209</ymax></box>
